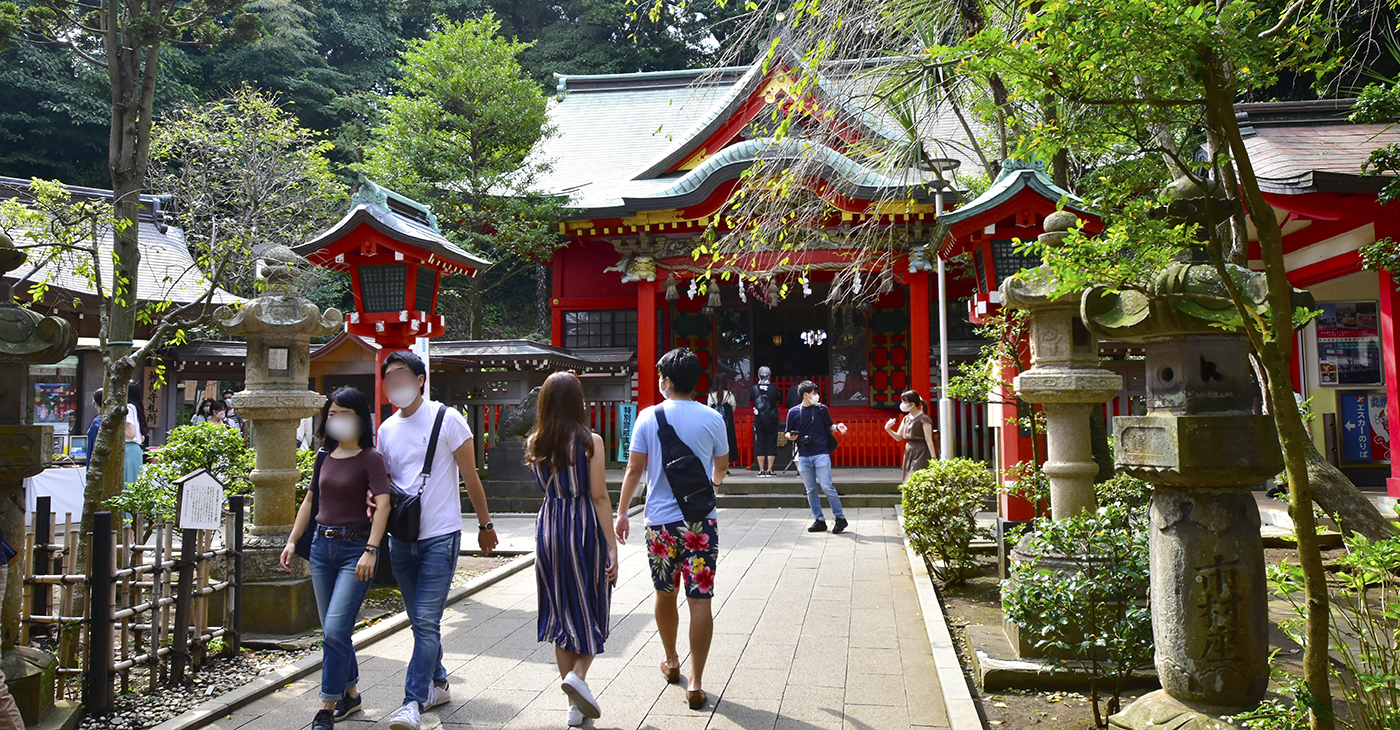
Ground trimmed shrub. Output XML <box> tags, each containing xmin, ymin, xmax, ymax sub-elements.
<box><xmin>901</xmin><ymin>458</ymin><xmax>996</xmax><ymax>583</ymax></box>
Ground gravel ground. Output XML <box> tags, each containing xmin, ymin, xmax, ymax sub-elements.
<box><xmin>78</xmin><ymin>648</ymin><xmax>311</xmax><ymax>730</ymax></box>
<box><xmin>76</xmin><ymin>554</ymin><xmax>517</xmax><ymax>730</ymax></box>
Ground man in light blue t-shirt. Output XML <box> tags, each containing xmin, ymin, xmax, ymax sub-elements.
<box><xmin>615</xmin><ymin>348</ymin><xmax>727</xmax><ymax>711</ymax></box>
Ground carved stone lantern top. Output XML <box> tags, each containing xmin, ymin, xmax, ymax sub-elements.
<box><xmin>0</xmin><ymin>231</ymin><xmax>77</xmax><ymax>365</ymax></box>
<box><xmin>214</xmin><ymin>248</ymin><xmax>344</xmax><ymax>339</ymax></box>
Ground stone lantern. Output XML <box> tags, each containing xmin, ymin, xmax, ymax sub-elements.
<box><xmin>1083</xmin><ymin>253</ymin><xmax>1310</xmax><ymax>729</ymax></box>
<box><xmin>1001</xmin><ymin>211</ymin><xmax>1124</xmax><ymax>520</ymax></box>
<box><xmin>215</xmin><ymin>246</ymin><xmax>342</xmax><ymax>633</ymax></box>
<box><xmin>0</xmin><ymin>231</ymin><xmax>77</xmax><ymax>723</ymax></box>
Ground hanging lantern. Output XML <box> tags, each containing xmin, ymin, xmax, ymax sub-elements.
<box><xmin>664</xmin><ymin>272</ymin><xmax>679</xmax><ymax>301</ymax></box>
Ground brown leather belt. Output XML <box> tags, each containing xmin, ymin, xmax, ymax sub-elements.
<box><xmin>317</xmin><ymin>524</ymin><xmax>372</xmax><ymax>540</ymax></box>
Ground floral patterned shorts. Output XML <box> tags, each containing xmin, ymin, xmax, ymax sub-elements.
<box><xmin>645</xmin><ymin>519</ymin><xmax>719</xmax><ymax>599</ymax></box>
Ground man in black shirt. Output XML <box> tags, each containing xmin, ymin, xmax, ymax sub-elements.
<box><xmin>785</xmin><ymin>380</ymin><xmax>849</xmax><ymax>533</ymax></box>
<box><xmin>749</xmin><ymin>367</ymin><xmax>782</xmax><ymax>477</ymax></box>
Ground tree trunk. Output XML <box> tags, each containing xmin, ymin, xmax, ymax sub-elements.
<box><xmin>1305</xmin><ymin>441</ymin><xmax>1396</xmax><ymax>539</ymax></box>
<box><xmin>535</xmin><ymin>263</ymin><xmax>550</xmax><ymax>340</ymax></box>
<box><xmin>469</xmin><ymin>275</ymin><xmax>483</xmax><ymax>340</ymax></box>
<box><xmin>1204</xmin><ymin>72</ymin><xmax>1336</xmax><ymax>730</ymax></box>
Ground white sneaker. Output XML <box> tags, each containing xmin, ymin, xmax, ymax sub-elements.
<box><xmin>560</xmin><ymin>672</ymin><xmax>600</xmax><ymax>719</ymax></box>
<box><xmin>567</xmin><ymin>705</ymin><xmax>585</xmax><ymax>727</ymax></box>
<box><xmin>388</xmin><ymin>702</ymin><xmax>421</xmax><ymax>730</ymax></box>
<box><xmin>426</xmin><ymin>681</ymin><xmax>451</xmax><ymax>709</ymax></box>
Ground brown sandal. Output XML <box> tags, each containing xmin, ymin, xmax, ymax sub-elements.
<box><xmin>660</xmin><ymin>659</ymin><xmax>680</xmax><ymax>684</ymax></box>
<box><xmin>686</xmin><ymin>689</ymin><xmax>707</xmax><ymax>710</ymax></box>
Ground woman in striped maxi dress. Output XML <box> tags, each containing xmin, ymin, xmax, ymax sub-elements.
<box><xmin>526</xmin><ymin>372</ymin><xmax>619</xmax><ymax>727</ymax></box>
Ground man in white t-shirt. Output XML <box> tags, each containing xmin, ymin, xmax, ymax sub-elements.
<box><xmin>615</xmin><ymin>348</ymin><xmax>727</xmax><ymax>710</ymax></box>
<box><xmin>377</xmin><ymin>351</ymin><xmax>497</xmax><ymax>730</ymax></box>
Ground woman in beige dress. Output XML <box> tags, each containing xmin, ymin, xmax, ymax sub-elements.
<box><xmin>884</xmin><ymin>390</ymin><xmax>938</xmax><ymax>481</ymax></box>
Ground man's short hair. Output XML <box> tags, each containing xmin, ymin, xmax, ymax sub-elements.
<box><xmin>657</xmin><ymin>348</ymin><xmax>703</xmax><ymax>394</ymax></box>
<box><xmin>93</xmin><ymin>388</ymin><xmax>103</xmax><ymax>406</ymax></box>
<box><xmin>758</xmin><ymin>366</ymin><xmax>771</xmax><ymax>379</ymax></box>
<box><xmin>382</xmin><ymin>350</ymin><xmax>427</xmax><ymax>393</ymax></box>
<box><xmin>796</xmin><ymin>380</ymin><xmax>820</xmax><ymax>397</ymax></box>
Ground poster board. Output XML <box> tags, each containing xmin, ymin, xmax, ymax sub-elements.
<box><xmin>1338</xmin><ymin>390</ymin><xmax>1390</xmax><ymax>465</ymax></box>
<box><xmin>1317</xmin><ymin>301</ymin><xmax>1383</xmax><ymax>386</ymax></box>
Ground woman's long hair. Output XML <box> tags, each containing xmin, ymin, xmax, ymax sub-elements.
<box><xmin>525</xmin><ymin>371</ymin><xmax>594</xmax><ymax>475</ymax></box>
<box><xmin>127</xmin><ymin>380</ymin><xmax>149</xmax><ymax>443</ymax></box>
<box><xmin>315</xmin><ymin>387</ymin><xmax>376</xmax><ymax>450</ymax></box>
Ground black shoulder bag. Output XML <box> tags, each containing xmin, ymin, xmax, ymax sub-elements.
<box><xmin>810</xmin><ymin>405</ymin><xmax>839</xmax><ymax>455</ymax></box>
<box><xmin>294</xmin><ymin>448</ymin><xmax>330</xmax><ymax>560</ymax></box>
<box><xmin>654</xmin><ymin>406</ymin><xmax>718</xmax><ymax>523</ymax></box>
<box><xmin>388</xmin><ymin>404</ymin><xmax>448</xmax><ymax>543</ymax></box>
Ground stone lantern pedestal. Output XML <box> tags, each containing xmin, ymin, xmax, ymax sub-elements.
<box><xmin>1083</xmin><ymin>259</ymin><xmax>1306</xmax><ymax>729</ymax></box>
<box><xmin>0</xmin><ymin>232</ymin><xmax>78</xmax><ymax>725</ymax></box>
<box><xmin>999</xmin><ymin>213</ymin><xmax>1124</xmax><ymax>659</ymax></box>
<box><xmin>215</xmin><ymin>246</ymin><xmax>342</xmax><ymax>634</ymax></box>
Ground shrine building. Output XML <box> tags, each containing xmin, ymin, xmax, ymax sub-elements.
<box><xmin>532</xmin><ymin>54</ymin><xmax>995</xmax><ymax>468</ymax></box>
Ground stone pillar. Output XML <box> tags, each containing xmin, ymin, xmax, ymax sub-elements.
<box><xmin>0</xmin><ymin>232</ymin><xmax>77</xmax><ymax>724</ymax></box>
<box><xmin>1000</xmin><ymin>211</ymin><xmax>1123</xmax><ymax>520</ymax></box>
<box><xmin>1083</xmin><ymin>258</ymin><xmax>1302</xmax><ymax>729</ymax></box>
<box><xmin>215</xmin><ymin>246</ymin><xmax>342</xmax><ymax>634</ymax></box>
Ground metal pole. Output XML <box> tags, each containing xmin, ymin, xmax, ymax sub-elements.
<box><xmin>87</xmin><ymin>511</ymin><xmax>114</xmax><ymax>715</ymax></box>
<box><xmin>936</xmin><ymin>188</ymin><xmax>953</xmax><ymax>460</ymax></box>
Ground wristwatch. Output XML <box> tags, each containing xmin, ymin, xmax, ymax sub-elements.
<box><xmin>479</xmin><ymin>521</ymin><xmax>494</xmax><ymax>532</ymax></box>
<box><xmin>364</xmin><ymin>545</ymin><xmax>378</xmax><ymax>556</ymax></box>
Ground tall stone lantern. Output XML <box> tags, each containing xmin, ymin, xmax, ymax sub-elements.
<box><xmin>215</xmin><ymin>246</ymin><xmax>342</xmax><ymax>633</ymax></box>
<box><xmin>1083</xmin><ymin>255</ymin><xmax>1310</xmax><ymax>729</ymax></box>
<box><xmin>1000</xmin><ymin>211</ymin><xmax>1124</xmax><ymax>520</ymax></box>
<box><xmin>0</xmin><ymin>231</ymin><xmax>76</xmax><ymax>722</ymax></box>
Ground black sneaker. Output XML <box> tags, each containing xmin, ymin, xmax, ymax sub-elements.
<box><xmin>334</xmin><ymin>693</ymin><xmax>362</xmax><ymax>721</ymax></box>
<box><xmin>832</xmin><ymin>517</ymin><xmax>848</xmax><ymax>534</ymax></box>
<box><xmin>808</xmin><ymin>519</ymin><xmax>828</xmax><ymax>532</ymax></box>
<box><xmin>313</xmin><ymin>709</ymin><xmax>335</xmax><ymax>730</ymax></box>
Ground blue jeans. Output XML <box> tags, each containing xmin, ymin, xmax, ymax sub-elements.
<box><xmin>389</xmin><ymin>531</ymin><xmax>460</xmax><ymax>709</ymax></box>
<box><xmin>309</xmin><ymin>532</ymin><xmax>373</xmax><ymax>702</ymax></box>
<box><xmin>797</xmin><ymin>454</ymin><xmax>844</xmax><ymax>520</ymax></box>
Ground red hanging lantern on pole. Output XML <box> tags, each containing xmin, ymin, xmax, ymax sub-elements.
<box><xmin>294</xmin><ymin>177</ymin><xmax>490</xmax><ymax>418</ymax></box>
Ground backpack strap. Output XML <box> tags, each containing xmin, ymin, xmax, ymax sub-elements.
<box><xmin>309</xmin><ymin>447</ymin><xmax>329</xmax><ymax>519</ymax></box>
<box><xmin>416</xmin><ymin>404</ymin><xmax>449</xmax><ymax>494</ymax></box>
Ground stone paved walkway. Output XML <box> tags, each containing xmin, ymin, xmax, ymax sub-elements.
<box><xmin>211</xmin><ymin>507</ymin><xmax>950</xmax><ymax>730</ymax></box>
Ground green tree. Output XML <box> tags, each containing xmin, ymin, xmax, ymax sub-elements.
<box><xmin>357</xmin><ymin>12</ymin><xmax>564</xmax><ymax>338</ymax></box>
<box><xmin>147</xmin><ymin>84</ymin><xmax>348</xmax><ymax>298</ymax></box>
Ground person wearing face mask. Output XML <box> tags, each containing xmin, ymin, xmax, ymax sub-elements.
<box><xmin>191</xmin><ymin>398</ymin><xmax>213</xmax><ymax>425</ymax></box>
<box><xmin>885</xmin><ymin>390</ymin><xmax>939</xmax><ymax>482</ymax></box>
<box><xmin>222</xmin><ymin>389</ymin><xmax>244</xmax><ymax>431</ymax></box>
<box><xmin>376</xmin><ymin>350</ymin><xmax>497</xmax><ymax>730</ymax></box>
<box><xmin>281</xmin><ymin>387</ymin><xmax>391</xmax><ymax>730</ymax></box>
<box><xmin>614</xmin><ymin>348</ymin><xmax>728</xmax><ymax>711</ymax></box>
<box><xmin>785</xmin><ymin>380</ymin><xmax>849</xmax><ymax>533</ymax></box>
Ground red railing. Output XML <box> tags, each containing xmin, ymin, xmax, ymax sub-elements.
<box><xmin>730</xmin><ymin>408</ymin><xmax>904</xmax><ymax>467</ymax></box>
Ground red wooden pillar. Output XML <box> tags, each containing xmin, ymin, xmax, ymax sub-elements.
<box><xmin>1380</xmin><ymin>269</ymin><xmax>1400</xmax><ymax>496</ymax></box>
<box><xmin>908</xmin><ymin>270</ymin><xmax>931</xmax><ymax>398</ymax></box>
<box><xmin>637</xmin><ymin>279</ymin><xmax>659</xmax><ymax>410</ymax></box>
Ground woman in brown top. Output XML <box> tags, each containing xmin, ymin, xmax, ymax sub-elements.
<box><xmin>280</xmin><ymin>387</ymin><xmax>391</xmax><ymax>730</ymax></box>
<box><xmin>885</xmin><ymin>390</ymin><xmax>938</xmax><ymax>481</ymax></box>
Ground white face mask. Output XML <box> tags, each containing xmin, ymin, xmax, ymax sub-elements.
<box><xmin>807</xmin><ymin>394</ymin><xmax>820</xmax><ymax>406</ymax></box>
<box><xmin>326</xmin><ymin>415</ymin><xmax>360</xmax><ymax>443</ymax></box>
<box><xmin>900</xmin><ymin>402</ymin><xmax>913</xmax><ymax>413</ymax></box>
<box><xmin>387</xmin><ymin>384</ymin><xmax>420</xmax><ymax>409</ymax></box>
<box><xmin>658</xmin><ymin>378</ymin><xmax>670</xmax><ymax>400</ymax></box>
